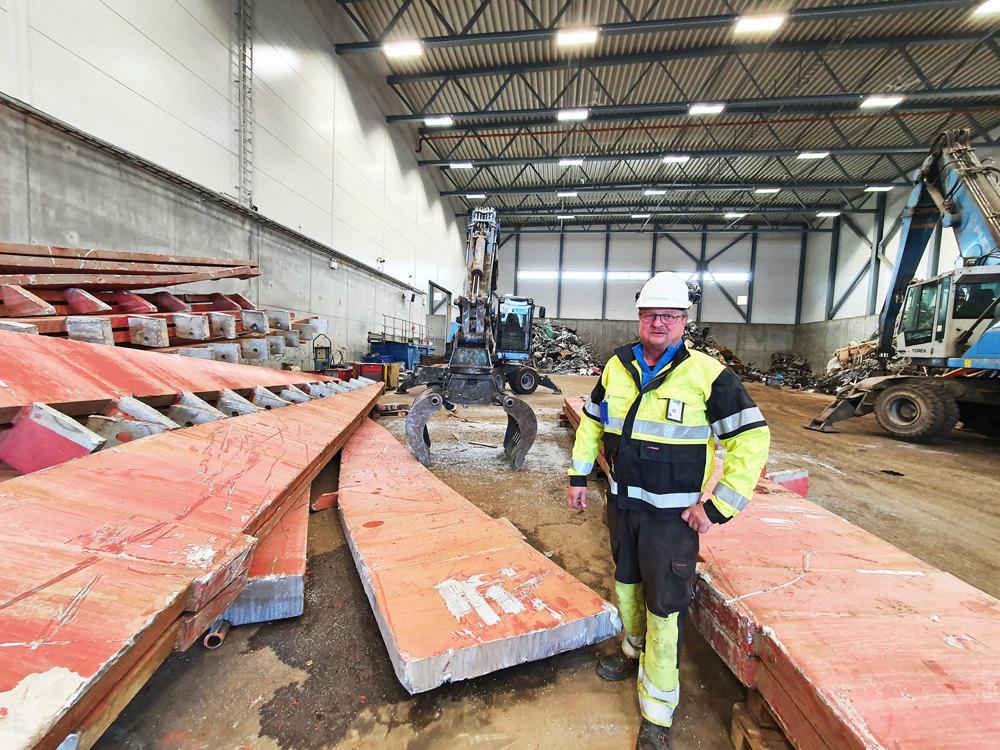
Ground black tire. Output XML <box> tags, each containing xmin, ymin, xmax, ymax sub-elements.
<box><xmin>959</xmin><ymin>403</ymin><xmax>1000</xmax><ymax>438</ymax></box>
<box><xmin>509</xmin><ymin>367</ymin><xmax>539</xmax><ymax>395</ymax></box>
<box><xmin>873</xmin><ymin>382</ymin><xmax>959</xmax><ymax>441</ymax></box>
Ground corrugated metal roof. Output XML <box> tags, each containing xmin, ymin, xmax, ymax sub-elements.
<box><xmin>334</xmin><ymin>0</ymin><xmax>1000</xmax><ymax>227</ymax></box>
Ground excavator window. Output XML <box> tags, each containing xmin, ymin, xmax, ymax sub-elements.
<box><xmin>953</xmin><ymin>281</ymin><xmax>1000</xmax><ymax>319</ymax></box>
<box><xmin>899</xmin><ymin>282</ymin><xmax>938</xmax><ymax>345</ymax></box>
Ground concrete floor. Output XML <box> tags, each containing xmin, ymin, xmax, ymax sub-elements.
<box><xmin>96</xmin><ymin>376</ymin><xmax>1000</xmax><ymax>750</ymax></box>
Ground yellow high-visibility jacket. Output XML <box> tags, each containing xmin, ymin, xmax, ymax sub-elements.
<box><xmin>569</xmin><ymin>342</ymin><xmax>770</xmax><ymax>523</ymax></box>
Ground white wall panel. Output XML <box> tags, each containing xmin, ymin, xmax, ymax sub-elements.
<box><xmin>608</xmin><ymin>234</ymin><xmax>654</xmax><ymax>271</ymax></box>
<box><xmin>0</xmin><ymin>0</ymin><xmax>465</xmax><ymax>300</ymax></box>
<box><xmin>654</xmin><ymin>235</ymin><xmax>698</xmax><ymax>276</ymax></box>
<box><xmin>752</xmin><ymin>234</ymin><xmax>801</xmax><ymax>324</ymax></box>
<box><xmin>560</xmin><ymin>234</ymin><xmax>605</xmax><ymax>319</ymax></box>
<box><xmin>801</xmin><ymin>232</ymin><xmax>833</xmax><ymax>323</ymax></box>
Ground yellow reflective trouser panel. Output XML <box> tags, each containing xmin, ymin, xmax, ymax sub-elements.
<box><xmin>614</xmin><ymin>580</ymin><xmax>646</xmax><ymax>658</ymax></box>
<box><xmin>638</xmin><ymin>611</ymin><xmax>680</xmax><ymax>727</ymax></box>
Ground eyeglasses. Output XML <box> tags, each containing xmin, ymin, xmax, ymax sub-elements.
<box><xmin>639</xmin><ymin>311</ymin><xmax>687</xmax><ymax>324</ymax></box>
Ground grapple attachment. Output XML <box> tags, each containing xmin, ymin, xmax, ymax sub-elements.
<box><xmin>405</xmin><ymin>387</ymin><xmax>445</xmax><ymax>466</ymax></box>
<box><xmin>500</xmin><ymin>394</ymin><xmax>537</xmax><ymax>470</ymax></box>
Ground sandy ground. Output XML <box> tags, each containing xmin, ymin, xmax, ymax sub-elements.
<box><xmin>96</xmin><ymin>375</ymin><xmax>1000</xmax><ymax>750</ymax></box>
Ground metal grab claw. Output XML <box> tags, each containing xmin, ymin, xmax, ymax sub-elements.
<box><xmin>405</xmin><ymin>387</ymin><xmax>445</xmax><ymax>466</ymax></box>
<box><xmin>500</xmin><ymin>394</ymin><xmax>537</xmax><ymax>470</ymax></box>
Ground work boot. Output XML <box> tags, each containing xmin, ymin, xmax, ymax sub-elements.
<box><xmin>635</xmin><ymin>718</ymin><xmax>671</xmax><ymax>750</ymax></box>
<box><xmin>595</xmin><ymin>650</ymin><xmax>639</xmax><ymax>681</ymax></box>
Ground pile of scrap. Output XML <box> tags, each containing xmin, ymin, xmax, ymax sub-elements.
<box><xmin>562</xmin><ymin>397</ymin><xmax>1000</xmax><ymax>748</ymax></box>
<box><xmin>811</xmin><ymin>338</ymin><xmax>885</xmax><ymax>394</ymax></box>
<box><xmin>0</xmin><ymin>329</ymin><xmax>381</xmax><ymax>749</ymax></box>
<box><xmin>764</xmin><ymin>352</ymin><xmax>814</xmax><ymax>388</ymax></box>
<box><xmin>0</xmin><ymin>241</ymin><xmax>328</xmax><ymax>368</ymax></box>
<box><xmin>338</xmin><ymin>418</ymin><xmax>621</xmax><ymax>693</ymax></box>
<box><xmin>683</xmin><ymin>324</ymin><xmax>750</xmax><ymax>374</ymax></box>
<box><xmin>531</xmin><ymin>322</ymin><xmax>599</xmax><ymax>374</ymax></box>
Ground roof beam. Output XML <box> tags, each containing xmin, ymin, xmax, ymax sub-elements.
<box><xmin>482</xmin><ymin>205</ymin><xmax>857</xmax><ymax>218</ymax></box>
<box><xmin>387</xmin><ymin>88</ymin><xmax>1000</xmax><ymax>128</ymax></box>
<box><xmin>387</xmin><ymin>32</ymin><xmax>990</xmax><ymax>84</ymax></box>
<box><xmin>501</xmin><ymin>225</ymin><xmax>825</xmax><ymax>234</ymax></box>
<box><xmin>336</xmin><ymin>0</ymin><xmax>978</xmax><ymax>54</ymax></box>
<box><xmin>442</xmin><ymin>181</ymin><xmax>907</xmax><ymax>197</ymax></box>
<box><xmin>417</xmin><ymin>145</ymin><xmax>930</xmax><ymax>167</ymax></box>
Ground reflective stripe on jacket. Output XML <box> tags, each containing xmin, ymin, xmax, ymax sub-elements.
<box><xmin>568</xmin><ymin>341</ymin><xmax>770</xmax><ymax>522</ymax></box>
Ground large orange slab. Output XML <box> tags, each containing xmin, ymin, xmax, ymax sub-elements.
<box><xmin>0</xmin><ymin>329</ymin><xmax>328</xmax><ymax>422</ymax></box>
<box><xmin>339</xmin><ymin>419</ymin><xmax>621</xmax><ymax>694</ymax></box>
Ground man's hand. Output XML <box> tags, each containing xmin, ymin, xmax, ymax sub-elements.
<box><xmin>681</xmin><ymin>502</ymin><xmax>713</xmax><ymax>534</ymax></box>
<box><xmin>568</xmin><ymin>486</ymin><xmax>587</xmax><ymax>511</ymax></box>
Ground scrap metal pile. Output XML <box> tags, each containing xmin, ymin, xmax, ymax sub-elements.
<box><xmin>683</xmin><ymin>324</ymin><xmax>751</xmax><ymax>374</ymax></box>
<box><xmin>531</xmin><ymin>322</ymin><xmax>600</xmax><ymax>374</ymax></box>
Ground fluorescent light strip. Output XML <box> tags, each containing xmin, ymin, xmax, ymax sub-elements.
<box><xmin>557</xmin><ymin>214</ymin><xmax>575</xmax><ymax>220</ymax></box>
<box><xmin>734</xmin><ymin>14</ymin><xmax>786</xmax><ymax>33</ymax></box>
<box><xmin>662</xmin><ymin>154</ymin><xmax>691</xmax><ymax>163</ymax></box>
<box><xmin>448</xmin><ymin>162</ymin><xmax>473</xmax><ymax>169</ymax></box>
<box><xmin>556</xmin><ymin>28</ymin><xmax>598</xmax><ymax>46</ymax></box>
<box><xmin>724</xmin><ymin>212</ymin><xmax>747</xmax><ymax>219</ymax></box>
<box><xmin>557</xmin><ymin>191</ymin><xmax>578</xmax><ymax>197</ymax></box>
<box><xmin>864</xmin><ymin>186</ymin><xmax>893</xmax><ymax>192</ymax></box>
<box><xmin>382</xmin><ymin>40</ymin><xmax>422</xmax><ymax>58</ymax></box>
<box><xmin>424</xmin><ymin>114</ymin><xmax>454</xmax><ymax>127</ymax></box>
<box><xmin>974</xmin><ymin>0</ymin><xmax>1000</xmax><ymax>14</ymax></box>
<box><xmin>754</xmin><ymin>188</ymin><xmax>780</xmax><ymax>194</ymax></box>
<box><xmin>631</xmin><ymin>213</ymin><xmax>651</xmax><ymax>219</ymax></box>
<box><xmin>465</xmin><ymin>193</ymin><xmax>486</xmax><ymax>199</ymax></box>
<box><xmin>797</xmin><ymin>151</ymin><xmax>829</xmax><ymax>160</ymax></box>
<box><xmin>644</xmin><ymin>188</ymin><xmax>667</xmax><ymax>196</ymax></box>
<box><xmin>817</xmin><ymin>211</ymin><xmax>841</xmax><ymax>217</ymax></box>
<box><xmin>559</xmin><ymin>158</ymin><xmax>585</xmax><ymax>166</ymax></box>
<box><xmin>860</xmin><ymin>94</ymin><xmax>905</xmax><ymax>109</ymax></box>
<box><xmin>557</xmin><ymin>108</ymin><xmax>589</xmax><ymax>121</ymax></box>
<box><xmin>689</xmin><ymin>102</ymin><xmax>725</xmax><ymax>115</ymax></box>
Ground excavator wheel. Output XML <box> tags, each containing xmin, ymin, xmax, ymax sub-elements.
<box><xmin>873</xmin><ymin>382</ymin><xmax>959</xmax><ymax>442</ymax></box>
<box><xmin>508</xmin><ymin>367</ymin><xmax>539</xmax><ymax>395</ymax></box>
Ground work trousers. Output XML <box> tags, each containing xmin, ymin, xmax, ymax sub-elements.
<box><xmin>607</xmin><ymin>499</ymin><xmax>699</xmax><ymax>728</ymax></box>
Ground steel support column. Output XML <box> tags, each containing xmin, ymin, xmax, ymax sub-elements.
<box><xmin>927</xmin><ymin>219</ymin><xmax>942</xmax><ymax>278</ymax></box>
<box><xmin>826</xmin><ymin>217</ymin><xmax>841</xmax><ymax>320</ymax></box>
<box><xmin>795</xmin><ymin>232</ymin><xmax>808</xmax><ymax>324</ymax></box>
<box><xmin>650</xmin><ymin>234</ymin><xmax>658</xmax><ymax>276</ymax></box>
<box><xmin>513</xmin><ymin>233</ymin><xmax>520</xmax><ymax>296</ymax></box>
<box><xmin>602</xmin><ymin>227</ymin><xmax>610</xmax><ymax>320</ymax></box>
<box><xmin>556</xmin><ymin>230</ymin><xmax>564</xmax><ymax>318</ymax></box>
<box><xmin>747</xmin><ymin>233</ymin><xmax>758</xmax><ymax>324</ymax></box>
<box><xmin>867</xmin><ymin>193</ymin><xmax>888</xmax><ymax>315</ymax></box>
<box><xmin>697</xmin><ymin>233</ymin><xmax>707</xmax><ymax>321</ymax></box>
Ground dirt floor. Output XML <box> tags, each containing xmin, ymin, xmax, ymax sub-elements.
<box><xmin>96</xmin><ymin>376</ymin><xmax>1000</xmax><ymax>750</ymax></box>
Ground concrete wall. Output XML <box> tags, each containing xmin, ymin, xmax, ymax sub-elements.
<box><xmin>0</xmin><ymin>0</ymin><xmax>466</xmax><ymax>359</ymax></box>
<box><xmin>550</xmin><ymin>317</ymin><xmax>796</xmax><ymax>371</ymax></box>
<box><xmin>792</xmin><ymin>315</ymin><xmax>878</xmax><ymax>374</ymax></box>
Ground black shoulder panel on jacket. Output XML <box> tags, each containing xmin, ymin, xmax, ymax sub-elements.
<box><xmin>705</xmin><ymin>367</ymin><xmax>758</xmax><ymax>424</ymax></box>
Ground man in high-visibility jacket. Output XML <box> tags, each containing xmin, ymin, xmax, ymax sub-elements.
<box><xmin>568</xmin><ymin>271</ymin><xmax>770</xmax><ymax>750</ymax></box>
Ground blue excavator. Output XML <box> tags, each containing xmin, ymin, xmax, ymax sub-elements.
<box><xmin>807</xmin><ymin>129</ymin><xmax>1000</xmax><ymax>441</ymax></box>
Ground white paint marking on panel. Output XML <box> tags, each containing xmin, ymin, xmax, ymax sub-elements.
<box><xmin>485</xmin><ymin>584</ymin><xmax>525</xmax><ymax>615</ymax></box>
<box><xmin>855</xmin><ymin>569</ymin><xmax>926</xmax><ymax>576</ymax></box>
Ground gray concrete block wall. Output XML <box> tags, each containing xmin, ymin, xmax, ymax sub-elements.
<box><xmin>792</xmin><ymin>315</ymin><xmax>878</xmax><ymax>373</ymax></box>
<box><xmin>0</xmin><ymin>106</ymin><xmax>418</xmax><ymax>362</ymax></box>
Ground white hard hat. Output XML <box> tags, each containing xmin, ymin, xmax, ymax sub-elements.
<box><xmin>635</xmin><ymin>271</ymin><xmax>692</xmax><ymax>310</ymax></box>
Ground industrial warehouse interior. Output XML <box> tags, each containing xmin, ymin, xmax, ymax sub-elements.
<box><xmin>2</xmin><ymin>1</ymin><xmax>1000</xmax><ymax>749</ymax></box>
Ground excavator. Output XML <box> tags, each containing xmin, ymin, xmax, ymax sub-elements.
<box><xmin>807</xmin><ymin>129</ymin><xmax>1000</xmax><ymax>441</ymax></box>
<box><xmin>404</xmin><ymin>208</ymin><xmax>541</xmax><ymax>469</ymax></box>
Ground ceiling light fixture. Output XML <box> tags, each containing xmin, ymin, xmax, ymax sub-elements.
<box><xmin>865</xmin><ymin>185</ymin><xmax>894</xmax><ymax>192</ymax></box>
<box><xmin>755</xmin><ymin>188</ymin><xmax>781</xmax><ymax>194</ymax></box>
<box><xmin>662</xmin><ymin>154</ymin><xmax>691</xmax><ymax>163</ymax></box>
<box><xmin>559</xmin><ymin>157</ymin><xmax>585</xmax><ymax>166</ymax></box>
<box><xmin>465</xmin><ymin>193</ymin><xmax>486</xmax><ymax>199</ymax></box>
<box><xmin>974</xmin><ymin>0</ymin><xmax>1000</xmax><ymax>14</ymax></box>
<box><xmin>724</xmin><ymin>212</ymin><xmax>747</xmax><ymax>219</ymax></box>
<box><xmin>644</xmin><ymin>188</ymin><xmax>668</xmax><ymax>196</ymax></box>
<box><xmin>557</xmin><ymin>191</ymin><xmax>578</xmax><ymax>197</ymax></box>
<box><xmin>556</xmin><ymin>28</ymin><xmax>598</xmax><ymax>46</ymax></box>
<box><xmin>797</xmin><ymin>151</ymin><xmax>830</xmax><ymax>160</ymax></box>
<box><xmin>557</xmin><ymin>214</ymin><xmax>575</xmax><ymax>220</ymax></box>
<box><xmin>817</xmin><ymin>211</ymin><xmax>841</xmax><ymax>217</ymax></box>
<box><xmin>734</xmin><ymin>14</ymin><xmax>786</xmax><ymax>33</ymax></box>
<box><xmin>689</xmin><ymin>102</ymin><xmax>725</xmax><ymax>115</ymax></box>
<box><xmin>557</xmin><ymin>108</ymin><xmax>589</xmax><ymax>121</ymax></box>
<box><xmin>424</xmin><ymin>114</ymin><xmax>454</xmax><ymax>127</ymax></box>
<box><xmin>860</xmin><ymin>94</ymin><xmax>905</xmax><ymax>109</ymax></box>
<box><xmin>631</xmin><ymin>213</ymin><xmax>651</xmax><ymax>219</ymax></box>
<box><xmin>448</xmin><ymin>162</ymin><xmax>474</xmax><ymax>169</ymax></box>
<box><xmin>382</xmin><ymin>40</ymin><xmax>422</xmax><ymax>58</ymax></box>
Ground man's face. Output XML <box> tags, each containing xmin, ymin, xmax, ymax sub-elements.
<box><xmin>638</xmin><ymin>308</ymin><xmax>688</xmax><ymax>351</ymax></box>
